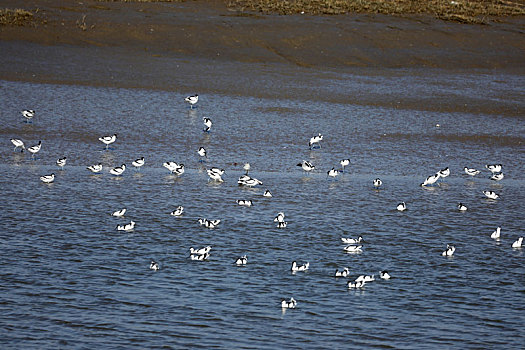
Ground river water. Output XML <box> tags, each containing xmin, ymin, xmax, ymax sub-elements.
<box><xmin>0</xmin><ymin>68</ymin><xmax>524</xmax><ymax>349</ymax></box>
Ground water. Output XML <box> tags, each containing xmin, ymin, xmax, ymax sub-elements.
<box><xmin>0</xmin><ymin>71</ymin><xmax>524</xmax><ymax>349</ymax></box>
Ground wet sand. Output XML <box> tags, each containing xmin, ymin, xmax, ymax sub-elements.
<box><xmin>1</xmin><ymin>0</ymin><xmax>524</xmax><ymax>116</ymax></box>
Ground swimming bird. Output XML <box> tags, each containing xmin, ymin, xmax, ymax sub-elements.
<box><xmin>490</xmin><ymin>172</ymin><xmax>504</xmax><ymax>181</ymax></box>
<box><xmin>190</xmin><ymin>253</ymin><xmax>210</xmax><ymax>261</ymax></box>
<box><xmin>243</xmin><ymin>163</ymin><xmax>251</xmax><ymax>175</ymax></box>
<box><xmin>281</xmin><ymin>297</ymin><xmax>297</xmax><ymax>309</ymax></box>
<box><xmin>185</xmin><ymin>94</ymin><xmax>198</xmax><ymax>108</ymax></box>
<box><xmin>380</xmin><ymin>271</ymin><xmax>391</xmax><ymax>280</ymax></box>
<box><xmin>457</xmin><ymin>203</ymin><xmax>468</xmax><ymax>211</ymax></box>
<box><xmin>344</xmin><ymin>245</ymin><xmax>362</xmax><ymax>253</ymax></box>
<box><xmin>99</xmin><ymin>134</ymin><xmax>117</xmax><ymax>150</ymax></box>
<box><xmin>397</xmin><ymin>202</ymin><xmax>407</xmax><ymax>211</ymax></box>
<box><xmin>356</xmin><ymin>275</ymin><xmax>375</xmax><ymax>282</ymax></box>
<box><xmin>203</xmin><ymin>117</ymin><xmax>212</xmax><ymax>132</ymax></box>
<box><xmin>237</xmin><ymin>199</ymin><xmax>253</xmax><ymax>207</ymax></box>
<box><xmin>442</xmin><ymin>244</ymin><xmax>455</xmax><ymax>256</ymax></box>
<box><xmin>512</xmin><ymin>237</ymin><xmax>523</xmax><ymax>248</ymax></box>
<box><xmin>274</xmin><ymin>212</ymin><xmax>285</xmax><ymax>223</ymax></box>
<box><xmin>483</xmin><ymin>190</ymin><xmax>499</xmax><ymax>200</ymax></box>
<box><xmin>56</xmin><ymin>157</ymin><xmax>67</xmax><ymax>170</ymax></box>
<box><xmin>150</xmin><ymin>261</ymin><xmax>159</xmax><ymax>271</ymax></box>
<box><xmin>27</xmin><ymin>141</ymin><xmax>42</xmax><ymax>159</ymax></box>
<box><xmin>340</xmin><ymin>159</ymin><xmax>350</xmax><ymax>172</ymax></box>
<box><xmin>291</xmin><ymin>261</ymin><xmax>309</xmax><ymax>272</ymax></box>
<box><xmin>348</xmin><ymin>280</ymin><xmax>366</xmax><ymax>289</ymax></box>
<box><xmin>327</xmin><ymin>167</ymin><xmax>339</xmax><ymax>179</ymax></box>
<box><xmin>40</xmin><ymin>173</ymin><xmax>55</xmax><ymax>183</ymax></box>
<box><xmin>235</xmin><ymin>255</ymin><xmax>248</xmax><ymax>265</ymax></box>
<box><xmin>309</xmin><ymin>133</ymin><xmax>323</xmax><ymax>149</ymax></box>
<box><xmin>341</xmin><ymin>236</ymin><xmax>363</xmax><ymax>244</ymax></box>
<box><xmin>10</xmin><ymin>138</ymin><xmax>25</xmax><ymax>152</ymax></box>
<box><xmin>110</xmin><ymin>164</ymin><xmax>126</xmax><ymax>176</ymax></box>
<box><xmin>297</xmin><ymin>160</ymin><xmax>315</xmax><ymax>174</ymax></box>
<box><xmin>170</xmin><ymin>206</ymin><xmax>184</xmax><ymax>216</ymax></box>
<box><xmin>373</xmin><ymin>178</ymin><xmax>382</xmax><ymax>188</ymax></box>
<box><xmin>190</xmin><ymin>246</ymin><xmax>212</xmax><ymax>255</ymax></box>
<box><xmin>421</xmin><ymin>173</ymin><xmax>440</xmax><ymax>186</ymax></box>
<box><xmin>197</xmin><ymin>147</ymin><xmax>207</xmax><ymax>161</ymax></box>
<box><xmin>491</xmin><ymin>227</ymin><xmax>501</xmax><ymax>240</ymax></box>
<box><xmin>116</xmin><ymin>220</ymin><xmax>135</xmax><ymax>231</ymax></box>
<box><xmin>486</xmin><ymin>164</ymin><xmax>502</xmax><ymax>173</ymax></box>
<box><xmin>335</xmin><ymin>268</ymin><xmax>350</xmax><ymax>277</ymax></box>
<box><xmin>276</xmin><ymin>221</ymin><xmax>288</xmax><ymax>228</ymax></box>
<box><xmin>464</xmin><ymin>167</ymin><xmax>480</xmax><ymax>176</ymax></box>
<box><xmin>112</xmin><ymin>208</ymin><xmax>126</xmax><ymax>217</ymax></box>
<box><xmin>132</xmin><ymin>157</ymin><xmax>144</xmax><ymax>169</ymax></box>
<box><xmin>87</xmin><ymin>163</ymin><xmax>103</xmax><ymax>173</ymax></box>
<box><xmin>22</xmin><ymin>109</ymin><xmax>35</xmax><ymax>122</ymax></box>
<box><xmin>263</xmin><ymin>190</ymin><xmax>272</xmax><ymax>198</ymax></box>
<box><xmin>238</xmin><ymin>175</ymin><xmax>263</xmax><ymax>187</ymax></box>
<box><xmin>438</xmin><ymin>167</ymin><xmax>450</xmax><ymax>178</ymax></box>
<box><xmin>207</xmin><ymin>168</ymin><xmax>224</xmax><ymax>182</ymax></box>
<box><xmin>198</xmin><ymin>218</ymin><xmax>221</xmax><ymax>229</ymax></box>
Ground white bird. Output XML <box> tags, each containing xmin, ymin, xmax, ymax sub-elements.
<box><xmin>341</xmin><ymin>236</ymin><xmax>362</xmax><ymax>244</ymax></box>
<box><xmin>163</xmin><ymin>161</ymin><xmax>179</xmax><ymax>173</ymax></box>
<box><xmin>185</xmin><ymin>94</ymin><xmax>198</xmax><ymax>108</ymax></box>
<box><xmin>491</xmin><ymin>227</ymin><xmax>501</xmax><ymax>240</ymax></box>
<box><xmin>309</xmin><ymin>133</ymin><xmax>323</xmax><ymax>149</ymax></box>
<box><xmin>438</xmin><ymin>167</ymin><xmax>450</xmax><ymax>178</ymax></box>
<box><xmin>486</xmin><ymin>164</ymin><xmax>502</xmax><ymax>173</ymax></box>
<box><xmin>238</xmin><ymin>175</ymin><xmax>263</xmax><ymax>187</ymax></box>
<box><xmin>344</xmin><ymin>245</ymin><xmax>362</xmax><ymax>252</ymax></box>
<box><xmin>190</xmin><ymin>246</ymin><xmax>212</xmax><ymax>255</ymax></box>
<box><xmin>327</xmin><ymin>168</ymin><xmax>339</xmax><ymax>178</ymax></box>
<box><xmin>297</xmin><ymin>160</ymin><xmax>315</xmax><ymax>173</ymax></box>
<box><xmin>22</xmin><ymin>109</ymin><xmax>35</xmax><ymax>122</ymax></box>
<box><xmin>335</xmin><ymin>268</ymin><xmax>349</xmax><ymax>277</ymax></box>
<box><xmin>27</xmin><ymin>141</ymin><xmax>42</xmax><ymax>158</ymax></box>
<box><xmin>490</xmin><ymin>172</ymin><xmax>504</xmax><ymax>181</ymax></box>
<box><xmin>190</xmin><ymin>253</ymin><xmax>209</xmax><ymax>261</ymax></box>
<box><xmin>40</xmin><ymin>173</ymin><xmax>55</xmax><ymax>183</ymax></box>
<box><xmin>87</xmin><ymin>163</ymin><xmax>103</xmax><ymax>173</ymax></box>
<box><xmin>112</xmin><ymin>208</ymin><xmax>126</xmax><ymax>217</ymax></box>
<box><xmin>235</xmin><ymin>255</ymin><xmax>248</xmax><ymax>265</ymax></box>
<box><xmin>197</xmin><ymin>147</ymin><xmax>207</xmax><ymax>160</ymax></box>
<box><xmin>207</xmin><ymin>168</ymin><xmax>224</xmax><ymax>182</ymax></box>
<box><xmin>274</xmin><ymin>212</ymin><xmax>285</xmax><ymax>223</ymax></box>
<box><xmin>170</xmin><ymin>206</ymin><xmax>184</xmax><ymax>216</ymax></box>
<box><xmin>110</xmin><ymin>164</ymin><xmax>126</xmax><ymax>176</ymax></box>
<box><xmin>421</xmin><ymin>173</ymin><xmax>440</xmax><ymax>186</ymax></box>
<box><xmin>397</xmin><ymin>202</ymin><xmax>407</xmax><ymax>211</ymax></box>
<box><xmin>263</xmin><ymin>190</ymin><xmax>272</xmax><ymax>198</ymax></box>
<box><xmin>10</xmin><ymin>138</ymin><xmax>25</xmax><ymax>152</ymax></box>
<box><xmin>172</xmin><ymin>163</ymin><xmax>185</xmax><ymax>176</ymax></box>
<box><xmin>243</xmin><ymin>163</ymin><xmax>251</xmax><ymax>175</ymax></box>
<box><xmin>512</xmin><ymin>237</ymin><xmax>523</xmax><ymax>248</ymax></box>
<box><xmin>150</xmin><ymin>261</ymin><xmax>159</xmax><ymax>271</ymax></box>
<box><xmin>198</xmin><ymin>218</ymin><xmax>221</xmax><ymax>229</ymax></box>
<box><xmin>373</xmin><ymin>178</ymin><xmax>382</xmax><ymax>188</ymax></box>
<box><xmin>56</xmin><ymin>157</ymin><xmax>67</xmax><ymax>170</ymax></box>
<box><xmin>99</xmin><ymin>134</ymin><xmax>117</xmax><ymax>150</ymax></box>
<box><xmin>203</xmin><ymin>117</ymin><xmax>212</xmax><ymax>132</ymax></box>
<box><xmin>276</xmin><ymin>221</ymin><xmax>288</xmax><ymax>229</ymax></box>
<box><xmin>356</xmin><ymin>275</ymin><xmax>375</xmax><ymax>282</ymax></box>
<box><xmin>291</xmin><ymin>261</ymin><xmax>309</xmax><ymax>272</ymax></box>
<box><xmin>340</xmin><ymin>159</ymin><xmax>350</xmax><ymax>172</ymax></box>
<box><xmin>457</xmin><ymin>203</ymin><xmax>468</xmax><ymax>211</ymax></box>
<box><xmin>442</xmin><ymin>244</ymin><xmax>455</xmax><ymax>256</ymax></box>
<box><xmin>281</xmin><ymin>297</ymin><xmax>297</xmax><ymax>309</ymax></box>
<box><xmin>464</xmin><ymin>167</ymin><xmax>480</xmax><ymax>176</ymax></box>
<box><xmin>348</xmin><ymin>280</ymin><xmax>366</xmax><ymax>289</ymax></box>
<box><xmin>132</xmin><ymin>157</ymin><xmax>144</xmax><ymax>169</ymax></box>
<box><xmin>237</xmin><ymin>200</ymin><xmax>253</xmax><ymax>207</ymax></box>
<box><xmin>116</xmin><ymin>220</ymin><xmax>135</xmax><ymax>231</ymax></box>
<box><xmin>380</xmin><ymin>271</ymin><xmax>391</xmax><ymax>280</ymax></box>
<box><xmin>483</xmin><ymin>190</ymin><xmax>499</xmax><ymax>200</ymax></box>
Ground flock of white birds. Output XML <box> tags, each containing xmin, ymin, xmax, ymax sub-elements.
<box><xmin>9</xmin><ymin>99</ymin><xmax>524</xmax><ymax>310</ymax></box>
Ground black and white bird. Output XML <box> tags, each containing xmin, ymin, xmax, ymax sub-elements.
<box><xmin>163</xmin><ymin>161</ymin><xmax>184</xmax><ymax>176</ymax></box>
<box><xmin>170</xmin><ymin>206</ymin><xmax>184</xmax><ymax>216</ymax></box>
<box><xmin>356</xmin><ymin>275</ymin><xmax>375</xmax><ymax>283</ymax></box>
<box><xmin>486</xmin><ymin>164</ymin><xmax>502</xmax><ymax>174</ymax></box>
<box><xmin>291</xmin><ymin>261</ymin><xmax>309</xmax><ymax>272</ymax></box>
<box><xmin>379</xmin><ymin>271</ymin><xmax>391</xmax><ymax>280</ymax></box>
<box><xmin>297</xmin><ymin>160</ymin><xmax>315</xmax><ymax>174</ymax></box>
<box><xmin>116</xmin><ymin>220</ymin><xmax>135</xmax><ymax>231</ymax></box>
<box><xmin>373</xmin><ymin>178</ymin><xmax>382</xmax><ymax>188</ymax></box>
<box><xmin>10</xmin><ymin>138</ymin><xmax>25</xmax><ymax>152</ymax></box>
<box><xmin>438</xmin><ymin>167</ymin><xmax>450</xmax><ymax>178</ymax></box>
<box><xmin>442</xmin><ymin>244</ymin><xmax>455</xmax><ymax>256</ymax></box>
<box><xmin>40</xmin><ymin>173</ymin><xmax>55</xmax><ymax>183</ymax></box>
<box><xmin>197</xmin><ymin>147</ymin><xmax>207</xmax><ymax>161</ymax></box>
<box><xmin>150</xmin><ymin>261</ymin><xmax>159</xmax><ymax>271</ymax></box>
<box><xmin>335</xmin><ymin>268</ymin><xmax>350</xmax><ymax>277</ymax></box>
<box><xmin>344</xmin><ymin>245</ymin><xmax>362</xmax><ymax>253</ymax></box>
<box><xmin>238</xmin><ymin>175</ymin><xmax>262</xmax><ymax>187</ymax></box>
<box><xmin>235</xmin><ymin>255</ymin><xmax>248</xmax><ymax>266</ymax></box>
<box><xmin>22</xmin><ymin>109</ymin><xmax>35</xmax><ymax>122</ymax></box>
<box><xmin>190</xmin><ymin>246</ymin><xmax>212</xmax><ymax>255</ymax></box>
<box><xmin>397</xmin><ymin>202</ymin><xmax>407</xmax><ymax>211</ymax></box>
<box><xmin>132</xmin><ymin>157</ymin><xmax>145</xmax><ymax>170</ymax></box>
<box><xmin>281</xmin><ymin>297</ymin><xmax>297</xmax><ymax>309</ymax></box>
<box><xmin>207</xmin><ymin>168</ymin><xmax>224</xmax><ymax>182</ymax></box>
<box><xmin>27</xmin><ymin>141</ymin><xmax>42</xmax><ymax>159</ymax></box>
<box><xmin>327</xmin><ymin>167</ymin><xmax>339</xmax><ymax>178</ymax></box>
<box><xmin>185</xmin><ymin>94</ymin><xmax>198</xmax><ymax>108</ymax></box>
<box><xmin>309</xmin><ymin>133</ymin><xmax>323</xmax><ymax>149</ymax></box>
<box><xmin>348</xmin><ymin>280</ymin><xmax>366</xmax><ymax>289</ymax></box>
<box><xmin>112</xmin><ymin>208</ymin><xmax>126</xmax><ymax>217</ymax></box>
<box><xmin>87</xmin><ymin>163</ymin><xmax>103</xmax><ymax>173</ymax></box>
<box><xmin>99</xmin><ymin>134</ymin><xmax>117</xmax><ymax>150</ymax></box>
<box><xmin>56</xmin><ymin>157</ymin><xmax>67</xmax><ymax>170</ymax></box>
<box><xmin>203</xmin><ymin>117</ymin><xmax>212</xmax><ymax>132</ymax></box>
<box><xmin>340</xmin><ymin>159</ymin><xmax>350</xmax><ymax>172</ymax></box>
<box><xmin>464</xmin><ymin>167</ymin><xmax>480</xmax><ymax>176</ymax></box>
<box><xmin>263</xmin><ymin>190</ymin><xmax>272</xmax><ymax>198</ymax></box>
<box><xmin>341</xmin><ymin>236</ymin><xmax>363</xmax><ymax>244</ymax></box>
<box><xmin>457</xmin><ymin>203</ymin><xmax>468</xmax><ymax>211</ymax></box>
<box><xmin>491</xmin><ymin>227</ymin><xmax>501</xmax><ymax>240</ymax></box>
<box><xmin>237</xmin><ymin>200</ymin><xmax>253</xmax><ymax>207</ymax></box>
<box><xmin>190</xmin><ymin>252</ymin><xmax>210</xmax><ymax>261</ymax></box>
<box><xmin>110</xmin><ymin>164</ymin><xmax>126</xmax><ymax>176</ymax></box>
<box><xmin>276</xmin><ymin>221</ymin><xmax>288</xmax><ymax>229</ymax></box>
<box><xmin>421</xmin><ymin>173</ymin><xmax>440</xmax><ymax>186</ymax></box>
<box><xmin>483</xmin><ymin>190</ymin><xmax>499</xmax><ymax>200</ymax></box>
<box><xmin>490</xmin><ymin>172</ymin><xmax>504</xmax><ymax>181</ymax></box>
<box><xmin>274</xmin><ymin>212</ymin><xmax>285</xmax><ymax>223</ymax></box>
<box><xmin>512</xmin><ymin>237</ymin><xmax>523</xmax><ymax>248</ymax></box>
<box><xmin>198</xmin><ymin>218</ymin><xmax>221</xmax><ymax>229</ymax></box>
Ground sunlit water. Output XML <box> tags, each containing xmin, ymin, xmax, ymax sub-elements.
<box><xmin>1</xmin><ymin>73</ymin><xmax>524</xmax><ymax>349</ymax></box>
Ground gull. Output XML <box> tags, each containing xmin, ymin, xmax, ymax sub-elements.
<box><xmin>421</xmin><ymin>173</ymin><xmax>440</xmax><ymax>186</ymax></box>
<box><xmin>438</xmin><ymin>167</ymin><xmax>450</xmax><ymax>178</ymax></box>
<box><xmin>348</xmin><ymin>280</ymin><xmax>366</xmax><ymax>289</ymax></box>
<box><xmin>243</xmin><ymin>163</ymin><xmax>251</xmax><ymax>175</ymax></box>
<box><xmin>99</xmin><ymin>134</ymin><xmax>117</xmax><ymax>150</ymax></box>
<box><xmin>203</xmin><ymin>117</ymin><xmax>212</xmax><ymax>132</ymax></box>
<box><xmin>291</xmin><ymin>261</ymin><xmax>309</xmax><ymax>272</ymax></box>
<box><xmin>457</xmin><ymin>203</ymin><xmax>468</xmax><ymax>211</ymax></box>
<box><xmin>274</xmin><ymin>212</ymin><xmax>285</xmax><ymax>223</ymax></box>
<box><xmin>87</xmin><ymin>163</ymin><xmax>103</xmax><ymax>173</ymax></box>
<box><xmin>442</xmin><ymin>244</ymin><xmax>455</xmax><ymax>256</ymax></box>
<box><xmin>490</xmin><ymin>172</ymin><xmax>504</xmax><ymax>181</ymax></box>
<box><xmin>335</xmin><ymin>268</ymin><xmax>350</xmax><ymax>277</ymax></box>
<box><xmin>190</xmin><ymin>253</ymin><xmax>209</xmax><ymax>261</ymax></box>
<box><xmin>237</xmin><ymin>200</ymin><xmax>253</xmax><ymax>207</ymax></box>
<box><xmin>110</xmin><ymin>164</ymin><xmax>126</xmax><ymax>176</ymax></box>
<box><xmin>170</xmin><ymin>206</ymin><xmax>184</xmax><ymax>216</ymax></box>
<box><xmin>340</xmin><ymin>159</ymin><xmax>350</xmax><ymax>172</ymax></box>
<box><xmin>207</xmin><ymin>168</ymin><xmax>224</xmax><ymax>182</ymax></box>
<box><xmin>10</xmin><ymin>138</ymin><xmax>25</xmax><ymax>152</ymax></box>
<box><xmin>197</xmin><ymin>147</ymin><xmax>207</xmax><ymax>161</ymax></box>
<box><xmin>40</xmin><ymin>173</ymin><xmax>55</xmax><ymax>183</ymax></box>
<box><xmin>373</xmin><ymin>178</ymin><xmax>382</xmax><ymax>188</ymax></box>
<box><xmin>116</xmin><ymin>221</ymin><xmax>135</xmax><ymax>231</ymax></box>
<box><xmin>344</xmin><ymin>245</ymin><xmax>362</xmax><ymax>253</ymax></box>
<box><xmin>397</xmin><ymin>202</ymin><xmax>407</xmax><ymax>211</ymax></box>
<box><xmin>132</xmin><ymin>157</ymin><xmax>145</xmax><ymax>169</ymax></box>
<box><xmin>341</xmin><ymin>236</ymin><xmax>362</xmax><ymax>244</ymax></box>
<box><xmin>281</xmin><ymin>297</ymin><xmax>297</xmax><ymax>309</ymax></box>
<box><xmin>112</xmin><ymin>208</ymin><xmax>126</xmax><ymax>217</ymax></box>
<box><xmin>22</xmin><ymin>109</ymin><xmax>35</xmax><ymax>122</ymax></box>
<box><xmin>297</xmin><ymin>160</ymin><xmax>315</xmax><ymax>174</ymax></box>
<box><xmin>185</xmin><ymin>94</ymin><xmax>198</xmax><ymax>108</ymax></box>
<box><xmin>464</xmin><ymin>167</ymin><xmax>480</xmax><ymax>176</ymax></box>
<box><xmin>276</xmin><ymin>221</ymin><xmax>288</xmax><ymax>229</ymax></box>
<box><xmin>486</xmin><ymin>164</ymin><xmax>502</xmax><ymax>173</ymax></box>
<box><xmin>327</xmin><ymin>168</ymin><xmax>339</xmax><ymax>178</ymax></box>
<box><xmin>56</xmin><ymin>157</ymin><xmax>67</xmax><ymax>170</ymax></box>
<box><xmin>491</xmin><ymin>227</ymin><xmax>501</xmax><ymax>240</ymax></box>
<box><xmin>263</xmin><ymin>190</ymin><xmax>272</xmax><ymax>198</ymax></box>
<box><xmin>235</xmin><ymin>255</ymin><xmax>247</xmax><ymax>266</ymax></box>
<box><xmin>27</xmin><ymin>141</ymin><xmax>42</xmax><ymax>159</ymax></box>
<box><xmin>150</xmin><ymin>261</ymin><xmax>159</xmax><ymax>271</ymax></box>
<box><xmin>512</xmin><ymin>237</ymin><xmax>523</xmax><ymax>248</ymax></box>
<box><xmin>190</xmin><ymin>246</ymin><xmax>212</xmax><ymax>255</ymax></box>
<box><xmin>379</xmin><ymin>271</ymin><xmax>391</xmax><ymax>280</ymax></box>
<box><xmin>483</xmin><ymin>190</ymin><xmax>499</xmax><ymax>200</ymax></box>
<box><xmin>309</xmin><ymin>133</ymin><xmax>323</xmax><ymax>149</ymax></box>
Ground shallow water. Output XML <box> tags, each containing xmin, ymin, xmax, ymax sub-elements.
<box><xmin>0</xmin><ymin>72</ymin><xmax>524</xmax><ymax>349</ymax></box>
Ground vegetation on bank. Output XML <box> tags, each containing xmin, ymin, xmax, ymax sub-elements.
<box><xmin>0</xmin><ymin>8</ymin><xmax>36</xmax><ymax>26</ymax></box>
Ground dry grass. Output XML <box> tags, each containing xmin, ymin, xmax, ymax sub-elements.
<box><xmin>227</xmin><ymin>0</ymin><xmax>525</xmax><ymax>23</ymax></box>
<box><xmin>0</xmin><ymin>8</ymin><xmax>36</xmax><ymax>26</ymax></box>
